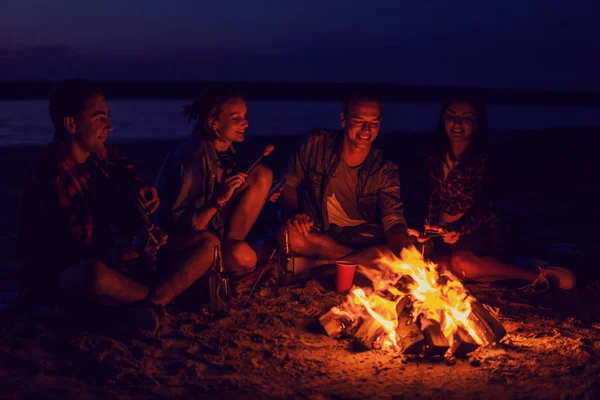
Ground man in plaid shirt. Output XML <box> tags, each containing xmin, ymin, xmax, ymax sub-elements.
<box><xmin>17</xmin><ymin>80</ymin><xmax>219</xmax><ymax>330</ymax></box>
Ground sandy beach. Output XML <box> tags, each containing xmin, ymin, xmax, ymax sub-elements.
<box><xmin>1</xmin><ymin>128</ymin><xmax>599</xmax><ymax>399</ymax></box>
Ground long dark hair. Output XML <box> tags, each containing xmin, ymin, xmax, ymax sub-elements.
<box><xmin>430</xmin><ymin>95</ymin><xmax>489</xmax><ymax>159</ymax></box>
<box><xmin>181</xmin><ymin>87</ymin><xmax>243</xmax><ymax>140</ymax></box>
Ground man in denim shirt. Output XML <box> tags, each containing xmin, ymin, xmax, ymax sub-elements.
<box><xmin>280</xmin><ymin>91</ymin><xmax>408</xmax><ymax>262</ymax></box>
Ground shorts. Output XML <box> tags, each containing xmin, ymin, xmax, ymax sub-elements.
<box><xmin>326</xmin><ymin>223</ymin><xmax>387</xmax><ymax>250</ymax></box>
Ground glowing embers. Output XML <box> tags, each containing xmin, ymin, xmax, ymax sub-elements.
<box><xmin>319</xmin><ymin>247</ymin><xmax>505</xmax><ymax>358</ymax></box>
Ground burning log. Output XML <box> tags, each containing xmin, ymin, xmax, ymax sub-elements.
<box><xmin>419</xmin><ymin>316</ymin><xmax>450</xmax><ymax>357</ymax></box>
<box><xmin>319</xmin><ymin>309</ymin><xmax>352</xmax><ymax>339</ymax></box>
<box><xmin>467</xmin><ymin>301</ymin><xmax>506</xmax><ymax>346</ymax></box>
<box><xmin>318</xmin><ymin>247</ymin><xmax>507</xmax><ymax>360</ymax></box>
<box><xmin>394</xmin><ymin>297</ymin><xmax>425</xmax><ymax>354</ymax></box>
<box><xmin>353</xmin><ymin>315</ymin><xmax>387</xmax><ymax>350</ymax></box>
<box><xmin>449</xmin><ymin>325</ymin><xmax>479</xmax><ymax>357</ymax></box>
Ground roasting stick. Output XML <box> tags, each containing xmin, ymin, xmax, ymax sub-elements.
<box><xmin>245</xmin><ymin>144</ymin><xmax>275</xmax><ymax>175</ymax></box>
<box><xmin>243</xmin><ymin>249</ymin><xmax>277</xmax><ymax>307</ymax></box>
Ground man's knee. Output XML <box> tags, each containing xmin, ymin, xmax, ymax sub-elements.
<box><xmin>194</xmin><ymin>230</ymin><xmax>220</xmax><ymax>248</ymax></box>
<box><xmin>225</xmin><ymin>240</ymin><xmax>257</xmax><ymax>275</ymax></box>
<box><xmin>279</xmin><ymin>227</ymin><xmax>309</xmax><ymax>254</ymax></box>
<box><xmin>450</xmin><ymin>251</ymin><xmax>481</xmax><ymax>279</ymax></box>
<box><xmin>249</xmin><ymin>164</ymin><xmax>273</xmax><ymax>188</ymax></box>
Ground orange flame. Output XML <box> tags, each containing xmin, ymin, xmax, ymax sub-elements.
<box><xmin>343</xmin><ymin>246</ymin><xmax>484</xmax><ymax>350</ymax></box>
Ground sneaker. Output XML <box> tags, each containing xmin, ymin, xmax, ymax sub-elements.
<box><xmin>120</xmin><ymin>301</ymin><xmax>163</xmax><ymax>333</ymax></box>
<box><xmin>522</xmin><ymin>266</ymin><xmax>576</xmax><ymax>292</ymax></box>
<box><xmin>540</xmin><ymin>266</ymin><xmax>576</xmax><ymax>290</ymax></box>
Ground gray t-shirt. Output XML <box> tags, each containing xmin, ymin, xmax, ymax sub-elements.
<box><xmin>326</xmin><ymin>159</ymin><xmax>367</xmax><ymax>227</ymax></box>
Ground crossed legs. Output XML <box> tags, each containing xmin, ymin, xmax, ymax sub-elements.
<box><xmin>59</xmin><ymin>230</ymin><xmax>220</xmax><ymax>307</ymax></box>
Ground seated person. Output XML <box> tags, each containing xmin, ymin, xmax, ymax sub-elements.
<box><xmin>153</xmin><ymin>88</ymin><xmax>272</xmax><ymax>279</ymax></box>
<box><xmin>409</xmin><ymin>96</ymin><xmax>575</xmax><ymax>291</ymax></box>
<box><xmin>278</xmin><ymin>90</ymin><xmax>409</xmax><ymax>266</ymax></box>
<box><xmin>17</xmin><ymin>80</ymin><xmax>217</xmax><ymax>332</ymax></box>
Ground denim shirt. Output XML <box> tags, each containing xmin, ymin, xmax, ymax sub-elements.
<box><xmin>284</xmin><ymin>129</ymin><xmax>407</xmax><ymax>232</ymax></box>
<box><xmin>153</xmin><ymin>136</ymin><xmax>233</xmax><ymax>237</ymax></box>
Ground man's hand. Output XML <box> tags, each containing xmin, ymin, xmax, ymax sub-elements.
<box><xmin>134</xmin><ymin>225</ymin><xmax>168</xmax><ymax>263</ymax></box>
<box><xmin>287</xmin><ymin>213</ymin><xmax>314</xmax><ymax>237</ymax></box>
<box><xmin>215</xmin><ymin>172</ymin><xmax>247</xmax><ymax>205</ymax></box>
<box><xmin>386</xmin><ymin>224</ymin><xmax>410</xmax><ymax>255</ymax></box>
<box><xmin>442</xmin><ymin>231</ymin><xmax>460</xmax><ymax>244</ymax></box>
<box><xmin>424</xmin><ymin>223</ymin><xmax>446</xmax><ymax>235</ymax></box>
<box><xmin>138</xmin><ymin>186</ymin><xmax>160</xmax><ymax>214</ymax></box>
<box><xmin>408</xmin><ymin>228</ymin><xmax>430</xmax><ymax>244</ymax></box>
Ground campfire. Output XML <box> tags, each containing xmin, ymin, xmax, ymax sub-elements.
<box><xmin>320</xmin><ymin>247</ymin><xmax>506</xmax><ymax>359</ymax></box>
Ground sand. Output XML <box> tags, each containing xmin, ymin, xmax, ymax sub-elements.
<box><xmin>1</xmin><ymin>128</ymin><xmax>599</xmax><ymax>399</ymax></box>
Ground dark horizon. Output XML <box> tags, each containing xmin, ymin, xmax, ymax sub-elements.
<box><xmin>1</xmin><ymin>80</ymin><xmax>599</xmax><ymax>107</ymax></box>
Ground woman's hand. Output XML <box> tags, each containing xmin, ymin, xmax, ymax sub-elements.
<box><xmin>442</xmin><ymin>231</ymin><xmax>460</xmax><ymax>244</ymax></box>
<box><xmin>214</xmin><ymin>172</ymin><xmax>247</xmax><ymax>205</ymax></box>
<box><xmin>268</xmin><ymin>184</ymin><xmax>284</xmax><ymax>203</ymax></box>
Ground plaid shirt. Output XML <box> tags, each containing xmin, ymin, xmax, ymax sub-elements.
<box><xmin>17</xmin><ymin>139</ymin><xmax>145</xmax><ymax>295</ymax></box>
<box><xmin>427</xmin><ymin>151</ymin><xmax>497</xmax><ymax>236</ymax></box>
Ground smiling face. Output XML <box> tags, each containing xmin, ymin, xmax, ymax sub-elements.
<box><xmin>443</xmin><ymin>101</ymin><xmax>478</xmax><ymax>144</ymax></box>
<box><xmin>65</xmin><ymin>94</ymin><xmax>113</xmax><ymax>154</ymax></box>
<box><xmin>211</xmin><ymin>97</ymin><xmax>249</xmax><ymax>144</ymax></box>
<box><xmin>341</xmin><ymin>101</ymin><xmax>382</xmax><ymax>150</ymax></box>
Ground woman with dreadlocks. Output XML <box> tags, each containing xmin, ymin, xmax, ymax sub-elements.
<box><xmin>409</xmin><ymin>96</ymin><xmax>575</xmax><ymax>291</ymax></box>
<box><xmin>153</xmin><ymin>88</ymin><xmax>273</xmax><ymax>281</ymax></box>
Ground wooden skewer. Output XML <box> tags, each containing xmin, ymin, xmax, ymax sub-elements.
<box><xmin>245</xmin><ymin>144</ymin><xmax>275</xmax><ymax>175</ymax></box>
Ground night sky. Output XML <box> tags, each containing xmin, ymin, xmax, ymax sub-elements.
<box><xmin>0</xmin><ymin>0</ymin><xmax>598</xmax><ymax>90</ymax></box>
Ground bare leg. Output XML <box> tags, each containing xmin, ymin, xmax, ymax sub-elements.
<box><xmin>285</xmin><ymin>227</ymin><xmax>353</xmax><ymax>261</ymax></box>
<box><xmin>59</xmin><ymin>259</ymin><xmax>149</xmax><ymax>305</ymax></box>
<box><xmin>450</xmin><ymin>251</ymin><xmax>538</xmax><ymax>283</ymax></box>
<box><xmin>148</xmin><ymin>231</ymin><xmax>219</xmax><ymax>306</ymax></box>
<box><xmin>225</xmin><ymin>164</ymin><xmax>272</xmax><ymax>241</ymax></box>
<box><xmin>222</xmin><ymin>239</ymin><xmax>257</xmax><ymax>276</ymax></box>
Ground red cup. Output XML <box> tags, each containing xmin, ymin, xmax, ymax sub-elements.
<box><xmin>336</xmin><ymin>262</ymin><xmax>357</xmax><ymax>292</ymax></box>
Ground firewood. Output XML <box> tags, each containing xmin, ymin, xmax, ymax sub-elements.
<box><xmin>395</xmin><ymin>298</ymin><xmax>425</xmax><ymax>354</ymax></box>
<box><xmin>319</xmin><ymin>309</ymin><xmax>352</xmax><ymax>339</ymax></box>
<box><xmin>353</xmin><ymin>315</ymin><xmax>386</xmax><ymax>350</ymax></box>
<box><xmin>420</xmin><ymin>316</ymin><xmax>450</xmax><ymax>356</ymax></box>
<box><xmin>450</xmin><ymin>325</ymin><xmax>480</xmax><ymax>357</ymax></box>
<box><xmin>467</xmin><ymin>300</ymin><xmax>506</xmax><ymax>346</ymax></box>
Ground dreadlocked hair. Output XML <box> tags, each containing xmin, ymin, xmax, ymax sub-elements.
<box><xmin>181</xmin><ymin>87</ymin><xmax>243</xmax><ymax>140</ymax></box>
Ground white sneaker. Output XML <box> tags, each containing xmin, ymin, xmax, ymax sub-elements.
<box><xmin>522</xmin><ymin>266</ymin><xmax>576</xmax><ymax>292</ymax></box>
<box><xmin>540</xmin><ymin>266</ymin><xmax>576</xmax><ymax>290</ymax></box>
